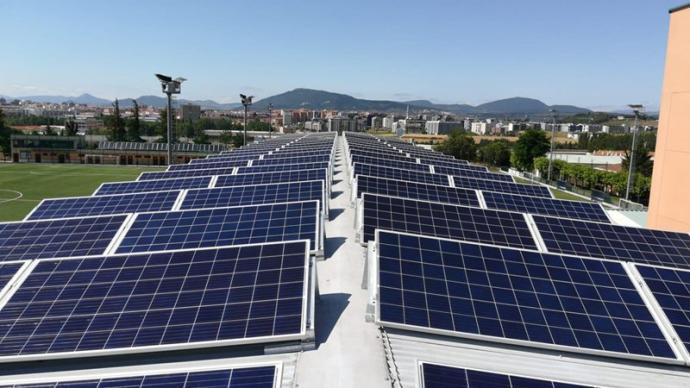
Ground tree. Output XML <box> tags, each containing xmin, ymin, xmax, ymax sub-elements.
<box><xmin>0</xmin><ymin>108</ymin><xmax>15</xmax><ymax>157</ymax></box>
<box><xmin>64</xmin><ymin>119</ymin><xmax>78</xmax><ymax>136</ymax></box>
<box><xmin>434</xmin><ymin>130</ymin><xmax>477</xmax><ymax>161</ymax></box>
<box><xmin>127</xmin><ymin>100</ymin><xmax>144</xmax><ymax>142</ymax></box>
<box><xmin>622</xmin><ymin>142</ymin><xmax>653</xmax><ymax>177</ymax></box>
<box><xmin>511</xmin><ymin>129</ymin><xmax>550</xmax><ymax>171</ymax></box>
<box><xmin>478</xmin><ymin>140</ymin><xmax>512</xmax><ymax>168</ymax></box>
<box><xmin>106</xmin><ymin>99</ymin><xmax>126</xmax><ymax>141</ymax></box>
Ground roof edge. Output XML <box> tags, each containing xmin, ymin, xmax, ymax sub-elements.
<box><xmin>670</xmin><ymin>3</ymin><xmax>690</xmax><ymax>13</ymax></box>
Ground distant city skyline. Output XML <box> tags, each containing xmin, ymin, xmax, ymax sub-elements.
<box><xmin>0</xmin><ymin>0</ymin><xmax>682</xmax><ymax>110</ymax></box>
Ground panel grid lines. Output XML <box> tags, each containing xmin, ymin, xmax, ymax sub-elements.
<box><xmin>356</xmin><ymin>176</ymin><xmax>479</xmax><ymax>207</ymax></box>
<box><xmin>95</xmin><ymin>177</ymin><xmax>211</xmax><ymax>196</ymax></box>
<box><xmin>483</xmin><ymin>191</ymin><xmax>610</xmax><ymax>223</ymax></box>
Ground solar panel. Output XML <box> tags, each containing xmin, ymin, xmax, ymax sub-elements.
<box><xmin>353</xmin><ymin>163</ymin><xmax>449</xmax><ymax>186</ymax></box>
<box><xmin>138</xmin><ymin>168</ymin><xmax>236</xmax><ymax>181</ymax></box>
<box><xmin>0</xmin><ymin>215</ymin><xmax>127</xmax><ymax>261</ymax></box>
<box><xmin>10</xmin><ymin>365</ymin><xmax>278</xmax><ymax>388</ymax></box>
<box><xmin>215</xmin><ymin>169</ymin><xmax>327</xmax><ymax>188</ymax></box>
<box><xmin>423</xmin><ymin>158</ymin><xmax>488</xmax><ymax>171</ymax></box>
<box><xmin>26</xmin><ymin>191</ymin><xmax>181</xmax><ymax>220</ymax></box>
<box><xmin>115</xmin><ymin>201</ymin><xmax>320</xmax><ymax>254</ymax></box>
<box><xmin>252</xmin><ymin>155</ymin><xmax>331</xmax><ymax>166</ymax></box>
<box><xmin>375</xmin><ymin>230</ymin><xmax>676</xmax><ymax>362</ymax></box>
<box><xmin>189</xmin><ymin>155</ymin><xmax>257</xmax><ymax>165</ymax></box>
<box><xmin>237</xmin><ymin>162</ymin><xmax>330</xmax><ymax>175</ymax></box>
<box><xmin>166</xmin><ymin>160</ymin><xmax>249</xmax><ymax>172</ymax></box>
<box><xmin>533</xmin><ymin>215</ymin><xmax>690</xmax><ymax>270</ymax></box>
<box><xmin>355</xmin><ymin>176</ymin><xmax>479</xmax><ymax>207</ymax></box>
<box><xmin>350</xmin><ymin>155</ymin><xmax>431</xmax><ymax>172</ymax></box>
<box><xmin>360</xmin><ymin>194</ymin><xmax>538</xmax><ymax>250</ymax></box>
<box><xmin>349</xmin><ymin>149</ymin><xmax>418</xmax><ymax>164</ymax></box>
<box><xmin>483</xmin><ymin>191</ymin><xmax>610</xmax><ymax>223</ymax></box>
<box><xmin>181</xmin><ymin>181</ymin><xmax>326</xmax><ymax>215</ymax></box>
<box><xmin>636</xmin><ymin>265</ymin><xmax>690</xmax><ymax>356</ymax></box>
<box><xmin>420</xmin><ymin>363</ymin><xmax>593</xmax><ymax>388</ymax></box>
<box><xmin>0</xmin><ymin>262</ymin><xmax>25</xmax><ymax>294</ymax></box>
<box><xmin>95</xmin><ymin>176</ymin><xmax>211</xmax><ymax>196</ymax></box>
<box><xmin>453</xmin><ymin>175</ymin><xmax>552</xmax><ymax>198</ymax></box>
<box><xmin>434</xmin><ymin>165</ymin><xmax>514</xmax><ymax>182</ymax></box>
<box><xmin>0</xmin><ymin>242</ymin><xmax>309</xmax><ymax>360</ymax></box>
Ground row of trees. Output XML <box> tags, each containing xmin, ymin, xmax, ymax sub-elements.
<box><xmin>105</xmin><ymin>99</ymin><xmax>143</xmax><ymax>142</ymax></box>
<box><xmin>574</xmin><ymin>131</ymin><xmax>656</xmax><ymax>152</ymax></box>
<box><xmin>0</xmin><ymin>108</ymin><xmax>20</xmax><ymax>156</ymax></box>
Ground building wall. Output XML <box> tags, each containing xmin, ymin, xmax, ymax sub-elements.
<box><xmin>648</xmin><ymin>6</ymin><xmax>690</xmax><ymax>232</ymax></box>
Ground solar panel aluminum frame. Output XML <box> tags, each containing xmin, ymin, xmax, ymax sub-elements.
<box><xmin>214</xmin><ymin>169</ymin><xmax>331</xmax><ymax>196</ymax></box>
<box><xmin>23</xmin><ymin>190</ymin><xmax>185</xmax><ymax>221</ymax></box>
<box><xmin>94</xmin><ymin>176</ymin><xmax>214</xmax><ymax>196</ymax></box>
<box><xmin>369</xmin><ymin>229</ymin><xmax>687</xmax><ymax>366</ymax></box>
<box><xmin>106</xmin><ymin>201</ymin><xmax>324</xmax><ymax>256</ymax></box>
<box><xmin>0</xmin><ymin>241</ymin><xmax>314</xmax><ymax>364</ymax></box>
<box><xmin>0</xmin><ymin>261</ymin><xmax>32</xmax><ymax>312</ymax></box>
<box><xmin>135</xmin><ymin>168</ymin><xmax>239</xmax><ymax>181</ymax></box>
<box><xmin>0</xmin><ymin>359</ymin><xmax>284</xmax><ymax>387</ymax></box>
<box><xmin>350</xmin><ymin>175</ymin><xmax>482</xmax><ymax>208</ymax></box>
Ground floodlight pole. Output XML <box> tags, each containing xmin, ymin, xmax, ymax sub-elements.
<box><xmin>155</xmin><ymin>74</ymin><xmax>185</xmax><ymax>165</ymax></box>
<box><xmin>268</xmin><ymin>103</ymin><xmax>273</xmax><ymax>138</ymax></box>
<box><xmin>166</xmin><ymin>92</ymin><xmax>173</xmax><ymax>164</ymax></box>
<box><xmin>547</xmin><ymin>109</ymin><xmax>557</xmax><ymax>182</ymax></box>
<box><xmin>625</xmin><ymin>105</ymin><xmax>643</xmax><ymax>201</ymax></box>
<box><xmin>240</xmin><ymin>94</ymin><xmax>253</xmax><ymax>146</ymax></box>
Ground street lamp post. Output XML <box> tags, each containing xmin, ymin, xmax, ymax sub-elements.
<box><xmin>547</xmin><ymin>109</ymin><xmax>558</xmax><ymax>182</ymax></box>
<box><xmin>268</xmin><ymin>103</ymin><xmax>273</xmax><ymax>138</ymax></box>
<box><xmin>625</xmin><ymin>104</ymin><xmax>644</xmax><ymax>201</ymax></box>
<box><xmin>155</xmin><ymin>73</ymin><xmax>186</xmax><ymax>165</ymax></box>
<box><xmin>240</xmin><ymin>94</ymin><xmax>253</xmax><ymax>146</ymax></box>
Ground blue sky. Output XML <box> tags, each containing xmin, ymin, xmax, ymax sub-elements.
<box><xmin>0</xmin><ymin>0</ymin><xmax>682</xmax><ymax>109</ymax></box>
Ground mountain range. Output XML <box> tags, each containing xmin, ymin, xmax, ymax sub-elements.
<box><xmin>1</xmin><ymin>88</ymin><xmax>591</xmax><ymax>115</ymax></box>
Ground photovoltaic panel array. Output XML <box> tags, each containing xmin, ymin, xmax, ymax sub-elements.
<box><xmin>180</xmin><ymin>181</ymin><xmax>325</xmax><ymax>214</ymax></box>
<box><xmin>353</xmin><ymin>164</ymin><xmax>449</xmax><ymax>186</ymax></box>
<box><xmin>421</xmin><ymin>363</ymin><xmax>592</xmax><ymax>388</ymax></box>
<box><xmin>356</xmin><ymin>176</ymin><xmax>479</xmax><ymax>207</ymax></box>
<box><xmin>434</xmin><ymin>165</ymin><xmax>514</xmax><ymax>183</ymax></box>
<box><xmin>452</xmin><ymin>175</ymin><xmax>552</xmax><ymax>198</ymax></box>
<box><xmin>361</xmin><ymin>194</ymin><xmax>538</xmax><ymax>250</ymax></box>
<box><xmin>95</xmin><ymin>176</ymin><xmax>211</xmax><ymax>196</ymax></box>
<box><xmin>0</xmin><ymin>215</ymin><xmax>127</xmax><ymax>262</ymax></box>
<box><xmin>13</xmin><ymin>366</ymin><xmax>277</xmax><ymax>388</ymax></box>
<box><xmin>423</xmin><ymin>158</ymin><xmax>489</xmax><ymax>171</ymax></box>
<box><xmin>636</xmin><ymin>265</ymin><xmax>690</xmax><ymax>355</ymax></box>
<box><xmin>350</xmin><ymin>155</ymin><xmax>431</xmax><ymax>173</ymax></box>
<box><xmin>252</xmin><ymin>155</ymin><xmax>330</xmax><ymax>166</ymax></box>
<box><xmin>26</xmin><ymin>191</ymin><xmax>180</xmax><ymax>220</ymax></box>
<box><xmin>483</xmin><ymin>191</ymin><xmax>610</xmax><ymax>223</ymax></box>
<box><xmin>115</xmin><ymin>201</ymin><xmax>320</xmax><ymax>254</ymax></box>
<box><xmin>375</xmin><ymin>230</ymin><xmax>676</xmax><ymax>361</ymax></box>
<box><xmin>0</xmin><ymin>242</ymin><xmax>309</xmax><ymax>360</ymax></box>
<box><xmin>0</xmin><ymin>263</ymin><xmax>24</xmax><ymax>292</ymax></box>
<box><xmin>532</xmin><ymin>215</ymin><xmax>690</xmax><ymax>270</ymax></box>
<box><xmin>166</xmin><ymin>160</ymin><xmax>248</xmax><ymax>172</ymax></box>
<box><xmin>138</xmin><ymin>168</ymin><xmax>236</xmax><ymax>181</ymax></box>
<box><xmin>236</xmin><ymin>162</ymin><xmax>330</xmax><ymax>175</ymax></box>
<box><xmin>215</xmin><ymin>169</ymin><xmax>327</xmax><ymax>188</ymax></box>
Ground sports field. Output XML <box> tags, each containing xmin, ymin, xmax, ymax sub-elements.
<box><xmin>0</xmin><ymin>163</ymin><xmax>165</xmax><ymax>221</ymax></box>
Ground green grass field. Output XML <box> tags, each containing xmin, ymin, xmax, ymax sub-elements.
<box><xmin>0</xmin><ymin>164</ymin><xmax>165</xmax><ymax>221</ymax></box>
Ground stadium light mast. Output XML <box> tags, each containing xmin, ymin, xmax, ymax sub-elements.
<box><xmin>268</xmin><ymin>103</ymin><xmax>273</xmax><ymax>138</ymax></box>
<box><xmin>155</xmin><ymin>73</ymin><xmax>186</xmax><ymax>165</ymax></box>
<box><xmin>625</xmin><ymin>104</ymin><xmax>644</xmax><ymax>201</ymax></box>
<box><xmin>240</xmin><ymin>94</ymin><xmax>253</xmax><ymax>146</ymax></box>
<box><xmin>547</xmin><ymin>109</ymin><xmax>558</xmax><ymax>182</ymax></box>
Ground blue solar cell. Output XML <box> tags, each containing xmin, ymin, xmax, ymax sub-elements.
<box><xmin>236</xmin><ymin>162</ymin><xmax>330</xmax><ymax>175</ymax></box>
<box><xmin>452</xmin><ymin>175</ymin><xmax>552</xmax><ymax>198</ymax></box>
<box><xmin>483</xmin><ymin>191</ymin><xmax>610</xmax><ymax>223</ymax></box>
<box><xmin>95</xmin><ymin>176</ymin><xmax>212</xmax><ymax>196</ymax></box>
<box><xmin>353</xmin><ymin>163</ymin><xmax>449</xmax><ymax>186</ymax></box>
<box><xmin>361</xmin><ymin>194</ymin><xmax>538</xmax><ymax>250</ymax></box>
<box><xmin>138</xmin><ymin>168</ymin><xmax>236</xmax><ymax>181</ymax></box>
<box><xmin>421</xmin><ymin>363</ymin><xmax>593</xmax><ymax>388</ymax></box>
<box><xmin>180</xmin><ymin>181</ymin><xmax>325</xmax><ymax>213</ymax></box>
<box><xmin>115</xmin><ymin>201</ymin><xmax>320</xmax><ymax>253</ymax></box>
<box><xmin>356</xmin><ymin>176</ymin><xmax>479</xmax><ymax>207</ymax></box>
<box><xmin>0</xmin><ymin>262</ymin><xmax>24</xmax><ymax>293</ymax></box>
<box><xmin>26</xmin><ymin>191</ymin><xmax>180</xmax><ymax>220</ymax></box>
<box><xmin>376</xmin><ymin>230</ymin><xmax>675</xmax><ymax>360</ymax></box>
<box><xmin>636</xmin><ymin>265</ymin><xmax>690</xmax><ymax>355</ymax></box>
<box><xmin>0</xmin><ymin>242</ymin><xmax>308</xmax><ymax>359</ymax></box>
<box><xmin>533</xmin><ymin>215</ymin><xmax>690</xmax><ymax>270</ymax></box>
<box><xmin>12</xmin><ymin>365</ymin><xmax>276</xmax><ymax>388</ymax></box>
<box><xmin>215</xmin><ymin>169</ymin><xmax>327</xmax><ymax>188</ymax></box>
<box><xmin>0</xmin><ymin>215</ymin><xmax>127</xmax><ymax>261</ymax></box>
